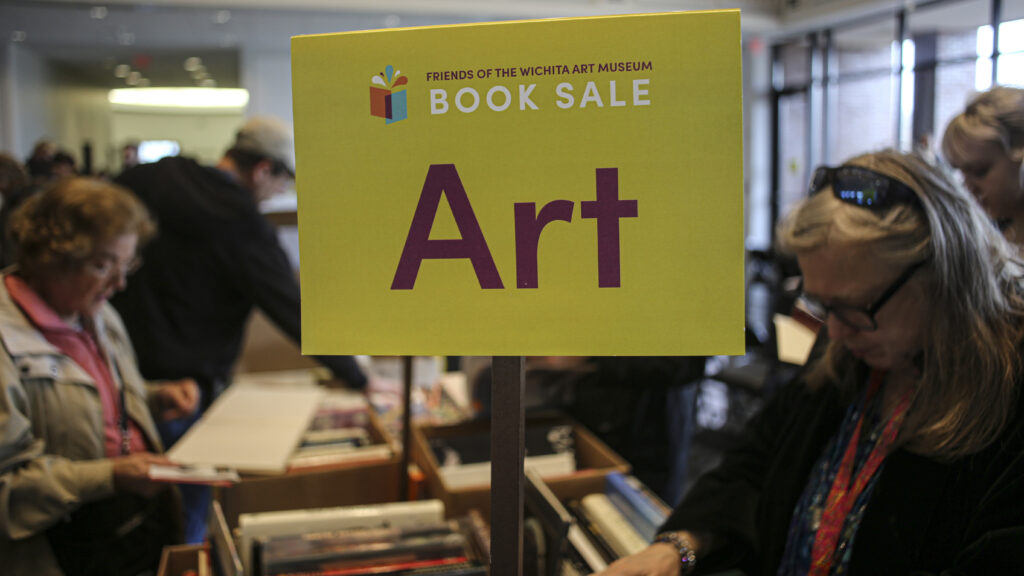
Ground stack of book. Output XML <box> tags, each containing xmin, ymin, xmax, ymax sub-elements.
<box><xmin>287</xmin><ymin>392</ymin><xmax>393</xmax><ymax>471</ymax></box>
<box><xmin>237</xmin><ymin>500</ymin><xmax>486</xmax><ymax>576</ymax></box>
<box><xmin>429</xmin><ymin>423</ymin><xmax>576</xmax><ymax>489</ymax></box>
<box><xmin>257</xmin><ymin>522</ymin><xmax>486</xmax><ymax>576</ymax></box>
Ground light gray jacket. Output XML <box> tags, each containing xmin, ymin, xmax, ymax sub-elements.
<box><xmin>0</xmin><ymin>274</ymin><xmax>166</xmax><ymax>575</ymax></box>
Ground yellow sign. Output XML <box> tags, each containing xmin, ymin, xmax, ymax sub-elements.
<box><xmin>293</xmin><ymin>11</ymin><xmax>744</xmax><ymax>356</ymax></box>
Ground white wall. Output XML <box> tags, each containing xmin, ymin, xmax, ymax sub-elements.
<box><xmin>53</xmin><ymin>86</ymin><xmax>113</xmax><ymax>172</ymax></box>
<box><xmin>242</xmin><ymin>48</ymin><xmax>294</xmax><ymax>122</ymax></box>
<box><xmin>110</xmin><ymin>110</ymin><xmax>245</xmax><ymax>167</ymax></box>
<box><xmin>3</xmin><ymin>43</ymin><xmax>57</xmax><ymax>160</ymax></box>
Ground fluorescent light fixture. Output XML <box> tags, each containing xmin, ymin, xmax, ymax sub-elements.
<box><xmin>108</xmin><ymin>87</ymin><xmax>249</xmax><ymax>109</ymax></box>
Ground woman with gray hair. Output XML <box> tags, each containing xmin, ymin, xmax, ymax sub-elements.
<box><xmin>0</xmin><ymin>177</ymin><xmax>199</xmax><ymax>575</ymax></box>
<box><xmin>942</xmin><ymin>86</ymin><xmax>1024</xmax><ymax>241</ymax></box>
<box><xmin>599</xmin><ymin>150</ymin><xmax>1024</xmax><ymax>575</ymax></box>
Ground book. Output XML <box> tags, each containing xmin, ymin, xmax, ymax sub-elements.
<box><xmin>307</xmin><ymin>392</ymin><xmax>371</xmax><ymax>432</ymax></box>
<box><xmin>238</xmin><ymin>500</ymin><xmax>446</xmax><ymax>575</ymax></box>
<box><xmin>299</xmin><ymin>428</ymin><xmax>371</xmax><ymax>449</ymax></box>
<box><xmin>167</xmin><ymin>384</ymin><xmax>325</xmax><ymax>474</ymax></box>
<box><xmin>273</xmin><ymin>557</ymin><xmax>484</xmax><ymax>576</ymax></box>
<box><xmin>429</xmin><ymin>424</ymin><xmax>574</xmax><ymax>466</ymax></box>
<box><xmin>429</xmin><ymin>423</ymin><xmax>576</xmax><ymax>488</ymax></box>
<box><xmin>261</xmin><ymin>530</ymin><xmax>469</xmax><ymax>575</ymax></box>
<box><xmin>197</xmin><ymin>548</ymin><xmax>210</xmax><ymax>576</ymax></box>
<box><xmin>459</xmin><ymin>510</ymin><xmax>490</xmax><ymax>566</ymax></box>
<box><xmin>565</xmin><ymin>500</ymin><xmax>616</xmax><ymax>565</ymax></box>
<box><xmin>580</xmin><ymin>494</ymin><xmax>649</xmax><ymax>558</ymax></box>
<box><xmin>604</xmin><ymin>472</ymin><xmax>670</xmax><ymax>541</ymax></box>
<box><xmin>286</xmin><ymin>444</ymin><xmax>393</xmax><ymax>471</ymax></box>
<box><xmin>148</xmin><ymin>464</ymin><xmax>240</xmax><ymax>486</ymax></box>
<box><xmin>258</xmin><ymin>518</ymin><xmax>485</xmax><ymax>576</ymax></box>
<box><xmin>523</xmin><ymin>517</ymin><xmax>545</xmax><ymax>576</ymax></box>
<box><xmin>207</xmin><ymin>501</ymin><xmax>244</xmax><ymax>576</ymax></box>
<box><xmin>439</xmin><ymin>452</ymin><xmax>575</xmax><ymax>489</ymax></box>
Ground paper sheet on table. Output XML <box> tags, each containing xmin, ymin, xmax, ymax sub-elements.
<box><xmin>167</xmin><ymin>384</ymin><xmax>325</xmax><ymax>474</ymax></box>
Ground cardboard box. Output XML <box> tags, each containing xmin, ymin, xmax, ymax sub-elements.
<box><xmin>215</xmin><ymin>409</ymin><xmax>403</xmax><ymax>530</ymax></box>
<box><xmin>411</xmin><ymin>414</ymin><xmax>629</xmax><ymax>521</ymax></box>
<box><xmin>235</xmin><ymin>309</ymin><xmax>320</xmax><ymax>375</ymax></box>
<box><xmin>157</xmin><ymin>544</ymin><xmax>206</xmax><ymax>576</ymax></box>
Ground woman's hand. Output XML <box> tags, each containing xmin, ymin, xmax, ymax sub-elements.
<box><xmin>155</xmin><ymin>379</ymin><xmax>199</xmax><ymax>420</ymax></box>
<box><xmin>593</xmin><ymin>542</ymin><xmax>681</xmax><ymax>576</ymax></box>
<box><xmin>112</xmin><ymin>452</ymin><xmax>172</xmax><ymax>498</ymax></box>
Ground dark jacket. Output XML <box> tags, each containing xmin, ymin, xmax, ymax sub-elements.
<box><xmin>663</xmin><ymin>369</ymin><xmax>1024</xmax><ymax>576</ymax></box>
<box><xmin>113</xmin><ymin>157</ymin><xmax>366</xmax><ymax>402</ymax></box>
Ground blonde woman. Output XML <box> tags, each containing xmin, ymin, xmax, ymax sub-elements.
<box><xmin>942</xmin><ymin>86</ymin><xmax>1024</xmax><ymax>241</ymax></box>
<box><xmin>600</xmin><ymin>151</ymin><xmax>1024</xmax><ymax>575</ymax></box>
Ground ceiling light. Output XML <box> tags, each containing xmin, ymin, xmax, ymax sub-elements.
<box><xmin>184</xmin><ymin>57</ymin><xmax>202</xmax><ymax>71</ymax></box>
<box><xmin>137</xmin><ymin>78</ymin><xmax>151</xmax><ymax>87</ymax></box>
<box><xmin>200</xmin><ymin>78</ymin><xmax>218</xmax><ymax>88</ymax></box>
<box><xmin>114</xmin><ymin>64</ymin><xmax>130</xmax><ymax>78</ymax></box>
<box><xmin>126</xmin><ymin>71</ymin><xmax>142</xmax><ymax>85</ymax></box>
<box><xmin>108</xmin><ymin>87</ymin><xmax>249</xmax><ymax>109</ymax></box>
<box><xmin>213</xmin><ymin>10</ymin><xmax>231</xmax><ymax>24</ymax></box>
<box><xmin>90</xmin><ymin>6</ymin><xmax>108</xmax><ymax>19</ymax></box>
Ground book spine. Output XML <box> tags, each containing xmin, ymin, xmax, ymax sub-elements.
<box><xmin>604</xmin><ymin>473</ymin><xmax>669</xmax><ymax>530</ymax></box>
<box><xmin>605</xmin><ymin>492</ymin><xmax>657</xmax><ymax>542</ymax></box>
<box><xmin>274</xmin><ymin>556</ymin><xmax>471</xmax><ymax>576</ymax></box>
<box><xmin>564</xmin><ymin>500</ymin><xmax>615</xmax><ymax>566</ymax></box>
<box><xmin>580</xmin><ymin>494</ymin><xmax>649</xmax><ymax>558</ymax></box>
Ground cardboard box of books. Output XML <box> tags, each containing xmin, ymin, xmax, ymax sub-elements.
<box><xmin>411</xmin><ymin>413</ymin><xmax>629</xmax><ymax>520</ymax></box>
<box><xmin>215</xmin><ymin>400</ymin><xmax>402</xmax><ymax>529</ymax></box>
<box><xmin>521</xmin><ymin>469</ymin><xmax>674</xmax><ymax>573</ymax></box>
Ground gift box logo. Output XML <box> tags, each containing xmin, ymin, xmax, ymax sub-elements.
<box><xmin>370</xmin><ymin>65</ymin><xmax>408</xmax><ymax>124</ymax></box>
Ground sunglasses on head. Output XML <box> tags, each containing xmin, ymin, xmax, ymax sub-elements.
<box><xmin>810</xmin><ymin>165</ymin><xmax>921</xmax><ymax>209</ymax></box>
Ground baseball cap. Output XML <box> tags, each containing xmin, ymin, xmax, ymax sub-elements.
<box><xmin>232</xmin><ymin>116</ymin><xmax>295</xmax><ymax>177</ymax></box>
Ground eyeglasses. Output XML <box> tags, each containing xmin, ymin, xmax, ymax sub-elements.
<box><xmin>810</xmin><ymin>165</ymin><xmax>921</xmax><ymax>209</ymax></box>
<box><xmin>83</xmin><ymin>253</ymin><xmax>143</xmax><ymax>280</ymax></box>
<box><xmin>798</xmin><ymin>260</ymin><xmax>926</xmax><ymax>331</ymax></box>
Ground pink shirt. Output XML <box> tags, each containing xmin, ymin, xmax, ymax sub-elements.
<box><xmin>5</xmin><ymin>275</ymin><xmax>149</xmax><ymax>458</ymax></box>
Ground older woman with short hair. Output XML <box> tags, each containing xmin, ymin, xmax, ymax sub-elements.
<box><xmin>600</xmin><ymin>150</ymin><xmax>1024</xmax><ymax>575</ymax></box>
<box><xmin>0</xmin><ymin>177</ymin><xmax>198</xmax><ymax>576</ymax></box>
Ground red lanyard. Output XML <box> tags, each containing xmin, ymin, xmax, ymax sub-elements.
<box><xmin>808</xmin><ymin>370</ymin><xmax>914</xmax><ymax>576</ymax></box>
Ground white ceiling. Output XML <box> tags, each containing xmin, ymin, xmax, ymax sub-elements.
<box><xmin>3</xmin><ymin>0</ymin><xmax>779</xmax><ymax>88</ymax></box>
<box><xmin>4</xmin><ymin>0</ymin><xmax>1017</xmax><ymax>88</ymax></box>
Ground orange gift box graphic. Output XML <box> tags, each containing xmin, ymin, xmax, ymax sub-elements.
<box><xmin>370</xmin><ymin>65</ymin><xmax>407</xmax><ymax>124</ymax></box>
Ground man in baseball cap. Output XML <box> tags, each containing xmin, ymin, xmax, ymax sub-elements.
<box><xmin>113</xmin><ymin>115</ymin><xmax>366</xmax><ymax>543</ymax></box>
<box><xmin>232</xmin><ymin>115</ymin><xmax>296</xmax><ymax>179</ymax></box>
<box><xmin>224</xmin><ymin>115</ymin><xmax>296</xmax><ymax>200</ymax></box>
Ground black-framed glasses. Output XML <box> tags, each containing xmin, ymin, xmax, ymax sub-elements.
<box><xmin>798</xmin><ymin>260</ymin><xmax>927</xmax><ymax>331</ymax></box>
<box><xmin>810</xmin><ymin>165</ymin><xmax>921</xmax><ymax>209</ymax></box>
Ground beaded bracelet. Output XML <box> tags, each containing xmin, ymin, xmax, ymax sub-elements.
<box><xmin>654</xmin><ymin>531</ymin><xmax>697</xmax><ymax>574</ymax></box>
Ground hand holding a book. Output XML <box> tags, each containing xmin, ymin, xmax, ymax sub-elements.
<box><xmin>154</xmin><ymin>378</ymin><xmax>199</xmax><ymax>420</ymax></box>
<box><xmin>113</xmin><ymin>452</ymin><xmax>173</xmax><ymax>497</ymax></box>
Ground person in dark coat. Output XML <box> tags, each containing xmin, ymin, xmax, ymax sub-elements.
<box><xmin>600</xmin><ymin>150</ymin><xmax>1024</xmax><ymax>575</ymax></box>
<box><xmin>112</xmin><ymin>116</ymin><xmax>367</xmax><ymax>543</ymax></box>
